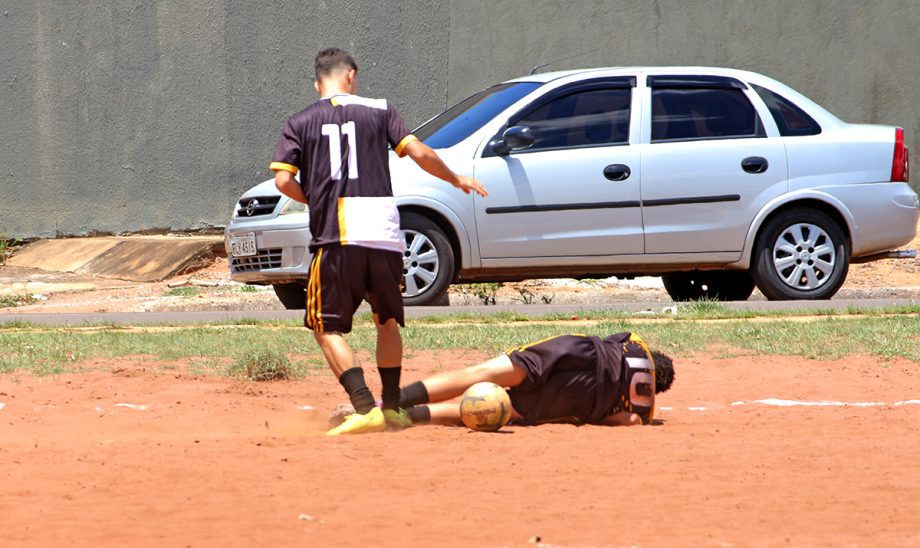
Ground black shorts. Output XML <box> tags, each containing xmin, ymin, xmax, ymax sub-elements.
<box><xmin>304</xmin><ymin>245</ymin><xmax>404</xmax><ymax>333</ymax></box>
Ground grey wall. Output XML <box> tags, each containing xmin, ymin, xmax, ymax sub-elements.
<box><xmin>1</xmin><ymin>0</ymin><xmax>918</xmax><ymax>238</ymax></box>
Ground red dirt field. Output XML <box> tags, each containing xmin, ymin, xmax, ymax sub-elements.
<box><xmin>2</xmin><ymin>350</ymin><xmax>920</xmax><ymax>546</ymax></box>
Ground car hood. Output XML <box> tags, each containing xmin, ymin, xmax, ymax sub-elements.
<box><xmin>241</xmin><ymin>178</ymin><xmax>284</xmax><ymax>199</ymax></box>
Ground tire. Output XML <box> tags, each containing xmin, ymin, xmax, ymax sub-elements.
<box><xmin>751</xmin><ymin>208</ymin><xmax>849</xmax><ymax>300</ymax></box>
<box><xmin>662</xmin><ymin>271</ymin><xmax>755</xmax><ymax>302</ymax></box>
<box><xmin>272</xmin><ymin>283</ymin><xmax>306</xmax><ymax>310</ymax></box>
<box><xmin>400</xmin><ymin>212</ymin><xmax>454</xmax><ymax>306</ymax></box>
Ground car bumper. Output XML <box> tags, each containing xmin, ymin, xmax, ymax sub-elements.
<box><xmin>224</xmin><ymin>216</ymin><xmax>312</xmax><ymax>284</ymax></box>
<box><xmin>833</xmin><ymin>183</ymin><xmax>920</xmax><ymax>257</ymax></box>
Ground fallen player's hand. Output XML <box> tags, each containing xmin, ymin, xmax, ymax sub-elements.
<box><xmin>456</xmin><ymin>175</ymin><xmax>488</xmax><ymax>197</ymax></box>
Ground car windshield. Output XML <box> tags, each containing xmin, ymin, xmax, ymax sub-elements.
<box><xmin>413</xmin><ymin>82</ymin><xmax>542</xmax><ymax>149</ymax></box>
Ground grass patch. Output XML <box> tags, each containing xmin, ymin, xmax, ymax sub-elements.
<box><xmin>238</xmin><ymin>285</ymin><xmax>260</xmax><ymax>293</ymax></box>
<box><xmin>0</xmin><ymin>313</ymin><xmax>916</xmax><ymax>376</ymax></box>
<box><xmin>0</xmin><ymin>294</ymin><xmax>38</xmax><ymax>308</ymax></box>
<box><xmin>163</xmin><ymin>286</ymin><xmax>202</xmax><ymax>297</ymax></box>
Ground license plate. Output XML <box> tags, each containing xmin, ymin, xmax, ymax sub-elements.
<box><xmin>229</xmin><ymin>233</ymin><xmax>257</xmax><ymax>257</ymax></box>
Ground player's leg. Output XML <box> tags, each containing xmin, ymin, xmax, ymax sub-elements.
<box><xmin>405</xmin><ymin>402</ymin><xmax>524</xmax><ymax>427</ymax></box>
<box><xmin>307</xmin><ymin>246</ymin><xmax>384</xmax><ymax>435</ymax></box>
<box><xmin>399</xmin><ymin>354</ymin><xmax>527</xmax><ymax>408</ymax></box>
<box><xmin>367</xmin><ymin>249</ymin><xmax>410</xmax><ymax>429</ymax></box>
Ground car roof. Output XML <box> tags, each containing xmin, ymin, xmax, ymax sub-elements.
<box><xmin>503</xmin><ymin>66</ymin><xmax>767</xmax><ymax>84</ymax></box>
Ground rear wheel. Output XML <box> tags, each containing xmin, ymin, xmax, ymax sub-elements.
<box><xmin>272</xmin><ymin>283</ymin><xmax>306</xmax><ymax>310</ymax></box>
<box><xmin>662</xmin><ymin>271</ymin><xmax>755</xmax><ymax>301</ymax></box>
<box><xmin>400</xmin><ymin>212</ymin><xmax>454</xmax><ymax>306</ymax></box>
<box><xmin>751</xmin><ymin>208</ymin><xmax>849</xmax><ymax>300</ymax></box>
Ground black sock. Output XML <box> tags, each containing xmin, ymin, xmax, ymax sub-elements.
<box><xmin>378</xmin><ymin>367</ymin><xmax>402</xmax><ymax>410</ymax></box>
<box><xmin>338</xmin><ymin>367</ymin><xmax>376</xmax><ymax>414</ymax></box>
<box><xmin>399</xmin><ymin>381</ymin><xmax>430</xmax><ymax>409</ymax></box>
<box><xmin>406</xmin><ymin>405</ymin><xmax>431</xmax><ymax>425</ymax></box>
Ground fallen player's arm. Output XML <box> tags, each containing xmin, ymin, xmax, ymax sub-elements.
<box><xmin>273</xmin><ymin>169</ymin><xmax>308</xmax><ymax>204</ymax></box>
<box><xmin>403</xmin><ymin>140</ymin><xmax>488</xmax><ymax>197</ymax></box>
<box><xmin>600</xmin><ymin>411</ymin><xmax>644</xmax><ymax>427</ymax></box>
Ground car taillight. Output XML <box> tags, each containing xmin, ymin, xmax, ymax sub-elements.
<box><xmin>891</xmin><ymin>127</ymin><xmax>909</xmax><ymax>182</ymax></box>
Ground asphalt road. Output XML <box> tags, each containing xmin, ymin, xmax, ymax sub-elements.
<box><xmin>1</xmin><ymin>299</ymin><xmax>918</xmax><ymax>326</ymax></box>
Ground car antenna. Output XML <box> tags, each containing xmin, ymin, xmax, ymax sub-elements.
<box><xmin>529</xmin><ymin>47</ymin><xmax>602</xmax><ymax>75</ymax></box>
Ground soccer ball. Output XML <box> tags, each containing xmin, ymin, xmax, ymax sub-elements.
<box><xmin>459</xmin><ymin>382</ymin><xmax>512</xmax><ymax>432</ymax></box>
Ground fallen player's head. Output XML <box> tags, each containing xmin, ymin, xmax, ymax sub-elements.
<box><xmin>650</xmin><ymin>350</ymin><xmax>675</xmax><ymax>393</ymax></box>
<box><xmin>314</xmin><ymin>48</ymin><xmax>358</xmax><ymax>82</ymax></box>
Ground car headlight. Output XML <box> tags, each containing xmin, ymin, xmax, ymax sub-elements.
<box><xmin>278</xmin><ymin>199</ymin><xmax>308</xmax><ymax>215</ymax></box>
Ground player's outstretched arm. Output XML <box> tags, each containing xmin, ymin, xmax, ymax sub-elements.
<box><xmin>273</xmin><ymin>170</ymin><xmax>309</xmax><ymax>204</ymax></box>
<box><xmin>403</xmin><ymin>140</ymin><xmax>488</xmax><ymax>197</ymax></box>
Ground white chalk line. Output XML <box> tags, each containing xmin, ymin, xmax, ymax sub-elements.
<box><xmin>659</xmin><ymin>399</ymin><xmax>920</xmax><ymax>412</ymax></box>
<box><xmin>113</xmin><ymin>403</ymin><xmax>150</xmax><ymax>411</ymax></box>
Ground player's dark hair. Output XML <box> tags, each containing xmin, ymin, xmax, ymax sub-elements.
<box><xmin>650</xmin><ymin>350</ymin><xmax>675</xmax><ymax>393</ymax></box>
<box><xmin>315</xmin><ymin>48</ymin><xmax>358</xmax><ymax>80</ymax></box>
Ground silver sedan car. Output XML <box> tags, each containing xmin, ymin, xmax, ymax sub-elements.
<box><xmin>226</xmin><ymin>66</ymin><xmax>918</xmax><ymax>308</ymax></box>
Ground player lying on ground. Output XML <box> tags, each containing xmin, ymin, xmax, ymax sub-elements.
<box><xmin>332</xmin><ymin>332</ymin><xmax>675</xmax><ymax>428</ymax></box>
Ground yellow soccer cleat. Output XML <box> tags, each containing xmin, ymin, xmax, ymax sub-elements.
<box><xmin>383</xmin><ymin>408</ymin><xmax>413</xmax><ymax>431</ymax></box>
<box><xmin>326</xmin><ymin>407</ymin><xmax>386</xmax><ymax>436</ymax></box>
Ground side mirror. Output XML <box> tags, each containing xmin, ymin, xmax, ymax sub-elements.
<box><xmin>490</xmin><ymin>125</ymin><xmax>535</xmax><ymax>156</ymax></box>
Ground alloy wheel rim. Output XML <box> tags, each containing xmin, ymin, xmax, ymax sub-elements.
<box><xmin>771</xmin><ymin>223</ymin><xmax>836</xmax><ymax>291</ymax></box>
<box><xmin>402</xmin><ymin>230</ymin><xmax>440</xmax><ymax>297</ymax></box>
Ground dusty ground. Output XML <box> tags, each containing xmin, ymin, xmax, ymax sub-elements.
<box><xmin>1</xmin><ymin>228</ymin><xmax>918</xmax><ymax>545</ymax></box>
<box><xmin>1</xmin><ymin>350</ymin><xmax>919</xmax><ymax>546</ymax></box>
<box><xmin>0</xmin><ymin>222</ymin><xmax>918</xmax><ymax>313</ymax></box>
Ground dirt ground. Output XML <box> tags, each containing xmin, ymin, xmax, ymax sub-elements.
<box><xmin>2</xmin><ymin>350</ymin><xmax>920</xmax><ymax>546</ymax></box>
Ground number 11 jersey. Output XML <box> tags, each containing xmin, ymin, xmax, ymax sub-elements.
<box><xmin>270</xmin><ymin>93</ymin><xmax>417</xmax><ymax>253</ymax></box>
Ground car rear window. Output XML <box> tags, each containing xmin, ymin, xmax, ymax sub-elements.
<box><xmin>651</xmin><ymin>87</ymin><xmax>765</xmax><ymax>142</ymax></box>
<box><xmin>751</xmin><ymin>84</ymin><xmax>822</xmax><ymax>136</ymax></box>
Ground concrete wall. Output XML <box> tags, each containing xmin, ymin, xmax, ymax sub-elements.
<box><xmin>0</xmin><ymin>0</ymin><xmax>449</xmax><ymax>237</ymax></box>
<box><xmin>2</xmin><ymin>0</ymin><xmax>918</xmax><ymax>238</ymax></box>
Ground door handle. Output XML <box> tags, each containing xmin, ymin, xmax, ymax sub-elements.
<box><xmin>741</xmin><ymin>156</ymin><xmax>769</xmax><ymax>174</ymax></box>
<box><xmin>603</xmin><ymin>164</ymin><xmax>631</xmax><ymax>181</ymax></box>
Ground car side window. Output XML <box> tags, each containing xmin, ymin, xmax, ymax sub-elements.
<box><xmin>515</xmin><ymin>88</ymin><xmax>631</xmax><ymax>151</ymax></box>
<box><xmin>751</xmin><ymin>84</ymin><xmax>822</xmax><ymax>136</ymax></box>
<box><xmin>651</xmin><ymin>87</ymin><xmax>765</xmax><ymax>142</ymax></box>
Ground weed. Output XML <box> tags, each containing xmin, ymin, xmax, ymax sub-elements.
<box><xmin>238</xmin><ymin>285</ymin><xmax>260</xmax><ymax>293</ymax></box>
<box><xmin>0</xmin><ymin>236</ymin><xmax>20</xmax><ymax>264</ymax></box>
<box><xmin>227</xmin><ymin>349</ymin><xmax>295</xmax><ymax>381</ymax></box>
<box><xmin>455</xmin><ymin>283</ymin><xmax>502</xmax><ymax>305</ymax></box>
<box><xmin>512</xmin><ymin>288</ymin><xmax>537</xmax><ymax>305</ymax></box>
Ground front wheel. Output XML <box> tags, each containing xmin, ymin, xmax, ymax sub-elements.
<box><xmin>272</xmin><ymin>283</ymin><xmax>306</xmax><ymax>310</ymax></box>
<box><xmin>751</xmin><ymin>208</ymin><xmax>849</xmax><ymax>300</ymax></box>
<box><xmin>400</xmin><ymin>212</ymin><xmax>454</xmax><ymax>306</ymax></box>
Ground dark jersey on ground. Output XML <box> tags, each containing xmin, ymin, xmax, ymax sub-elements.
<box><xmin>270</xmin><ymin>94</ymin><xmax>417</xmax><ymax>252</ymax></box>
<box><xmin>505</xmin><ymin>333</ymin><xmax>657</xmax><ymax>425</ymax></box>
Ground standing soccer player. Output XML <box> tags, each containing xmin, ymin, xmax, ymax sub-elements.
<box><xmin>270</xmin><ymin>48</ymin><xmax>487</xmax><ymax>435</ymax></box>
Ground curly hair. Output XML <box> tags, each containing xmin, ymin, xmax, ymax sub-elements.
<box><xmin>650</xmin><ymin>350</ymin><xmax>675</xmax><ymax>393</ymax></box>
<box><xmin>314</xmin><ymin>48</ymin><xmax>358</xmax><ymax>80</ymax></box>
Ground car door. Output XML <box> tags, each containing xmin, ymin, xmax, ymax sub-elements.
<box><xmin>640</xmin><ymin>75</ymin><xmax>788</xmax><ymax>254</ymax></box>
<box><xmin>473</xmin><ymin>77</ymin><xmax>643</xmax><ymax>260</ymax></box>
